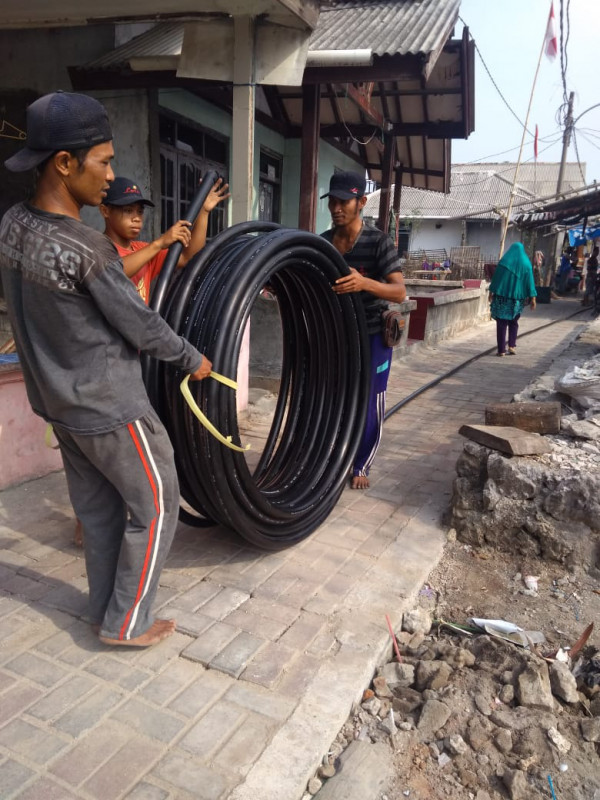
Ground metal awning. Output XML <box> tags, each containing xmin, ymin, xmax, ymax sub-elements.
<box><xmin>71</xmin><ymin>1</ymin><xmax>474</xmax><ymax>193</ymax></box>
<box><xmin>515</xmin><ymin>185</ymin><xmax>600</xmax><ymax>229</ymax></box>
<box><xmin>0</xmin><ymin>0</ymin><xmax>319</xmax><ymax>30</ymax></box>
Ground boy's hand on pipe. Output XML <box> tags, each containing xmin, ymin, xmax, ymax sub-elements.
<box><xmin>158</xmin><ymin>220</ymin><xmax>192</xmax><ymax>249</ymax></box>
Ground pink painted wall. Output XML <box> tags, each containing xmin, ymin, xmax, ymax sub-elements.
<box><xmin>0</xmin><ymin>369</ymin><xmax>63</xmax><ymax>490</ymax></box>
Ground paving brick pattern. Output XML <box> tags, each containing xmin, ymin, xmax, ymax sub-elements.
<box><xmin>0</xmin><ymin>299</ymin><xmax>588</xmax><ymax>798</ymax></box>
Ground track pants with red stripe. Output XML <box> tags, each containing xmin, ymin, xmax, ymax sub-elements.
<box><xmin>53</xmin><ymin>409</ymin><xmax>179</xmax><ymax>640</ymax></box>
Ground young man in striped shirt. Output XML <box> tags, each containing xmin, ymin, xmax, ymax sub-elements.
<box><xmin>321</xmin><ymin>171</ymin><xmax>406</xmax><ymax>490</ymax></box>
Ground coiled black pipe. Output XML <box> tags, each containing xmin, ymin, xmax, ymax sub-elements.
<box><xmin>143</xmin><ymin>175</ymin><xmax>370</xmax><ymax>549</ymax></box>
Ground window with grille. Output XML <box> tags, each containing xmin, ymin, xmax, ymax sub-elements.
<box><xmin>159</xmin><ymin>114</ymin><xmax>229</xmax><ymax>238</ymax></box>
<box><xmin>258</xmin><ymin>149</ymin><xmax>282</xmax><ymax>223</ymax></box>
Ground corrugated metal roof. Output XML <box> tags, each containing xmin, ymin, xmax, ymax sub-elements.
<box><xmin>310</xmin><ymin>0</ymin><xmax>461</xmax><ymax>57</ymax></box>
<box><xmin>363</xmin><ymin>162</ymin><xmax>587</xmax><ymax>220</ymax></box>
<box><xmin>84</xmin><ymin>0</ymin><xmax>460</xmax><ymax>69</ymax></box>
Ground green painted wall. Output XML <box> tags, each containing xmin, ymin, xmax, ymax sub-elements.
<box><xmin>158</xmin><ymin>89</ymin><xmax>362</xmax><ymax>232</ymax></box>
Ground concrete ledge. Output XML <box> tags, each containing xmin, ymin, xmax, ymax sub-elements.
<box><xmin>407</xmin><ymin>284</ymin><xmax>490</xmax><ymax>344</ymax></box>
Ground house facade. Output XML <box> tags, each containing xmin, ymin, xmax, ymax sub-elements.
<box><xmin>364</xmin><ymin>162</ymin><xmax>587</xmax><ymax>263</ymax></box>
<box><xmin>0</xmin><ymin>0</ymin><xmax>476</xmax><ymax>487</ymax></box>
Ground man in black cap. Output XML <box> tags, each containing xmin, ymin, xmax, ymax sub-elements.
<box><xmin>100</xmin><ymin>176</ymin><xmax>229</xmax><ymax>304</ymax></box>
<box><xmin>0</xmin><ymin>91</ymin><xmax>211</xmax><ymax>647</ymax></box>
<box><xmin>321</xmin><ymin>170</ymin><xmax>406</xmax><ymax>490</ymax></box>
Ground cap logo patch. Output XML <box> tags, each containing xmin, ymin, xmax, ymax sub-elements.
<box><xmin>124</xmin><ymin>186</ymin><xmax>139</xmax><ymax>193</ymax></box>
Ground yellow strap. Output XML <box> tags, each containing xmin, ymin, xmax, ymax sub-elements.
<box><xmin>45</xmin><ymin>423</ymin><xmax>60</xmax><ymax>450</ymax></box>
<box><xmin>180</xmin><ymin>372</ymin><xmax>251</xmax><ymax>452</ymax></box>
<box><xmin>209</xmin><ymin>370</ymin><xmax>238</xmax><ymax>390</ymax></box>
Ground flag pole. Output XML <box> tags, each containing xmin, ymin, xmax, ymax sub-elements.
<box><xmin>498</xmin><ymin>4</ymin><xmax>553</xmax><ymax>258</ymax></box>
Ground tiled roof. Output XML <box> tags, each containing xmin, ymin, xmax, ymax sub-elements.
<box><xmin>363</xmin><ymin>162</ymin><xmax>587</xmax><ymax>220</ymax></box>
<box><xmin>310</xmin><ymin>0</ymin><xmax>461</xmax><ymax>56</ymax></box>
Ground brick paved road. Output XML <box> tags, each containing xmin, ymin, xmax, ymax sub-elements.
<box><xmin>0</xmin><ymin>296</ymin><xmax>590</xmax><ymax>800</ymax></box>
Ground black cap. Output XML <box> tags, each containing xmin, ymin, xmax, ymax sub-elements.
<box><xmin>320</xmin><ymin>170</ymin><xmax>366</xmax><ymax>200</ymax></box>
<box><xmin>5</xmin><ymin>91</ymin><xmax>112</xmax><ymax>173</ymax></box>
<box><xmin>103</xmin><ymin>177</ymin><xmax>155</xmax><ymax>207</ymax></box>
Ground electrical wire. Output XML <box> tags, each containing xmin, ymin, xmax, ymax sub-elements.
<box><xmin>577</xmin><ymin>129</ymin><xmax>600</xmax><ymax>152</ymax></box>
<box><xmin>460</xmin><ymin>130</ymin><xmax>562</xmax><ymax>165</ymax></box>
<box><xmin>143</xmin><ymin>173</ymin><xmax>370</xmax><ymax>549</ymax></box>
<box><xmin>458</xmin><ymin>15</ymin><xmax>534</xmax><ymax>137</ymax></box>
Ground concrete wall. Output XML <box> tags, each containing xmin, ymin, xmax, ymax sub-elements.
<box><xmin>406</xmin><ymin>283</ymin><xmax>490</xmax><ymax>345</ymax></box>
<box><xmin>0</xmin><ymin>26</ymin><xmax>114</xmax><ymax>93</ymax></box>
<box><xmin>466</xmin><ymin>220</ymin><xmax>520</xmax><ymax>259</ymax></box>
<box><xmin>82</xmin><ymin>90</ymin><xmax>155</xmax><ymax>235</ymax></box>
<box><xmin>0</xmin><ymin>371</ymin><xmax>63</xmax><ymax>490</ymax></box>
<box><xmin>408</xmin><ymin>219</ymin><xmax>463</xmax><ymax>254</ymax></box>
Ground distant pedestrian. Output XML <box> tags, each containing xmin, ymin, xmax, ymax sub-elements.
<box><xmin>489</xmin><ymin>242</ymin><xmax>537</xmax><ymax>357</ymax></box>
<box><xmin>532</xmin><ymin>250</ymin><xmax>544</xmax><ymax>285</ymax></box>
<box><xmin>583</xmin><ymin>245</ymin><xmax>599</xmax><ymax>306</ymax></box>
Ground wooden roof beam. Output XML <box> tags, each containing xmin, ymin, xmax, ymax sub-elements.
<box><xmin>342</xmin><ymin>83</ymin><xmax>392</xmax><ymax>132</ymax></box>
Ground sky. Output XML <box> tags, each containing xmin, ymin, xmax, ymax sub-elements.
<box><xmin>452</xmin><ymin>0</ymin><xmax>600</xmax><ymax>186</ymax></box>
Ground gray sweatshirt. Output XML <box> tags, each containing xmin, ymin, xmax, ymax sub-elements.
<box><xmin>0</xmin><ymin>202</ymin><xmax>203</xmax><ymax>435</ymax></box>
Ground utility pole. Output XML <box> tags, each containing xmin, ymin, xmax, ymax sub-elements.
<box><xmin>556</xmin><ymin>92</ymin><xmax>575</xmax><ymax>197</ymax></box>
<box><xmin>548</xmin><ymin>91</ymin><xmax>575</xmax><ymax>284</ymax></box>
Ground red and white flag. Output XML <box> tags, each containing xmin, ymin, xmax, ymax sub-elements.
<box><xmin>544</xmin><ymin>3</ymin><xmax>558</xmax><ymax>60</ymax></box>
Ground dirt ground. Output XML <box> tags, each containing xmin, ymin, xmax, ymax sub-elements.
<box><xmin>382</xmin><ymin>540</ymin><xmax>600</xmax><ymax>799</ymax></box>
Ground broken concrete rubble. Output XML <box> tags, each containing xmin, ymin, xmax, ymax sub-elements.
<box><xmin>312</xmin><ymin>619</ymin><xmax>600</xmax><ymax>800</ymax></box>
<box><xmin>450</xmin><ymin>441</ymin><xmax>600</xmax><ymax>571</ymax></box>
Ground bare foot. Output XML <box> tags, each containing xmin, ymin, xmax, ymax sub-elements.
<box><xmin>351</xmin><ymin>475</ymin><xmax>370</xmax><ymax>490</ymax></box>
<box><xmin>99</xmin><ymin>619</ymin><xmax>176</xmax><ymax>648</ymax></box>
<box><xmin>74</xmin><ymin>519</ymin><xmax>83</xmax><ymax>547</ymax></box>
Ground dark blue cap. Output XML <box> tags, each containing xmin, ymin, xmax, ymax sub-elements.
<box><xmin>321</xmin><ymin>171</ymin><xmax>366</xmax><ymax>200</ymax></box>
<box><xmin>4</xmin><ymin>91</ymin><xmax>112</xmax><ymax>172</ymax></box>
<box><xmin>103</xmin><ymin>177</ymin><xmax>154</xmax><ymax>207</ymax></box>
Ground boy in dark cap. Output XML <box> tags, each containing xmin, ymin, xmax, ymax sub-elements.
<box><xmin>0</xmin><ymin>91</ymin><xmax>211</xmax><ymax>647</ymax></box>
<box><xmin>321</xmin><ymin>170</ymin><xmax>406</xmax><ymax>490</ymax></box>
<box><xmin>100</xmin><ymin>176</ymin><xmax>229</xmax><ymax>304</ymax></box>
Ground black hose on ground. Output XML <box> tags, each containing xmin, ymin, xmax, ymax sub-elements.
<box><xmin>384</xmin><ymin>306</ymin><xmax>590</xmax><ymax>419</ymax></box>
<box><xmin>143</xmin><ymin>176</ymin><xmax>370</xmax><ymax>549</ymax></box>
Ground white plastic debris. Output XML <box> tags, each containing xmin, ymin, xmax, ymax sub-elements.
<box><xmin>555</xmin><ymin>357</ymin><xmax>600</xmax><ymax>408</ymax></box>
<box><xmin>559</xmin><ymin>763</ymin><xmax>569</xmax><ymax>773</ymax></box>
<box><xmin>470</xmin><ymin>618</ymin><xmax>523</xmax><ymax>634</ymax></box>
<box><xmin>524</xmin><ymin>575</ymin><xmax>539</xmax><ymax>592</ymax></box>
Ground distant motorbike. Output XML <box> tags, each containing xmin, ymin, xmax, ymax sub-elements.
<box><xmin>555</xmin><ymin>265</ymin><xmax>583</xmax><ymax>294</ymax></box>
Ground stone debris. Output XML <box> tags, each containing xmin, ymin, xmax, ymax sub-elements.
<box><xmin>310</xmin><ymin>622</ymin><xmax>600</xmax><ymax>799</ymax></box>
<box><xmin>515</xmin><ymin>663</ymin><xmax>554</xmax><ymax>710</ymax></box>
<box><xmin>549</xmin><ymin>660</ymin><xmax>580</xmax><ymax>704</ymax></box>
<box><xmin>547</xmin><ymin>726</ymin><xmax>571</xmax><ymax>753</ymax></box>
<box><xmin>581</xmin><ymin>717</ymin><xmax>600</xmax><ymax>742</ymax></box>
<box><xmin>402</xmin><ymin>608</ymin><xmax>432</xmax><ymax>635</ymax></box>
<box><xmin>451</xmin><ymin>441</ymin><xmax>600</xmax><ymax>569</ymax></box>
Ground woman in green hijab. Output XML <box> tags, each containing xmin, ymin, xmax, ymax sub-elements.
<box><xmin>489</xmin><ymin>242</ymin><xmax>537</xmax><ymax>356</ymax></box>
